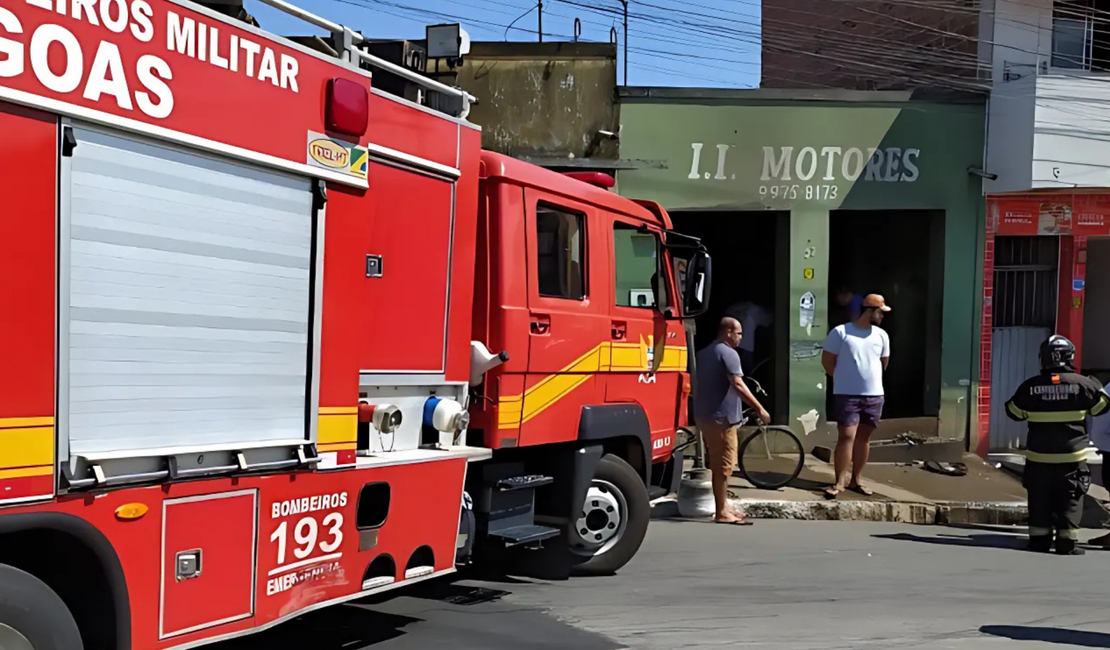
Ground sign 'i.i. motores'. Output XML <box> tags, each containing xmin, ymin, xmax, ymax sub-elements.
<box><xmin>687</xmin><ymin>142</ymin><xmax>921</xmax><ymax>204</ymax></box>
<box><xmin>0</xmin><ymin>0</ymin><xmax>370</xmax><ymax>178</ymax></box>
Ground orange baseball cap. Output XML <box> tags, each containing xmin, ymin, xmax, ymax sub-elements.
<box><xmin>862</xmin><ymin>294</ymin><xmax>892</xmax><ymax>312</ymax></box>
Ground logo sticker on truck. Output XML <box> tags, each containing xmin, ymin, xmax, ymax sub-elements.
<box><xmin>306</xmin><ymin>131</ymin><xmax>368</xmax><ymax>180</ymax></box>
<box><xmin>309</xmin><ymin>138</ymin><xmax>350</xmax><ymax>168</ymax></box>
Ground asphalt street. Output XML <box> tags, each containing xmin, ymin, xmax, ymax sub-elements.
<box><xmin>216</xmin><ymin>520</ymin><xmax>1110</xmax><ymax>650</ymax></box>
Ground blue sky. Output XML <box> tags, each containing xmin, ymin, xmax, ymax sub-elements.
<box><xmin>245</xmin><ymin>0</ymin><xmax>761</xmax><ymax>87</ymax></box>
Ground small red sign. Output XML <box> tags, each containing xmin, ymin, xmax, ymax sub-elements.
<box><xmin>1073</xmin><ymin>197</ymin><xmax>1110</xmax><ymax>236</ymax></box>
<box><xmin>995</xmin><ymin>200</ymin><xmax>1040</xmax><ymax>236</ymax></box>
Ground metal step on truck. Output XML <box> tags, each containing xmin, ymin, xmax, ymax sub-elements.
<box><xmin>0</xmin><ymin>0</ymin><xmax>712</xmax><ymax>647</ymax></box>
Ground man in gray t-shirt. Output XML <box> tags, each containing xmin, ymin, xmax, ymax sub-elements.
<box><xmin>695</xmin><ymin>317</ymin><xmax>770</xmax><ymax>525</ymax></box>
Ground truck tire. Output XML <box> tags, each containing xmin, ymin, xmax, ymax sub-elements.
<box><xmin>0</xmin><ymin>564</ymin><xmax>83</xmax><ymax>650</ymax></box>
<box><xmin>568</xmin><ymin>453</ymin><xmax>650</xmax><ymax>576</ymax></box>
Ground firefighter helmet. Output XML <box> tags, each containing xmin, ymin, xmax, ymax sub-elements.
<box><xmin>1040</xmin><ymin>334</ymin><xmax>1076</xmax><ymax>370</ymax></box>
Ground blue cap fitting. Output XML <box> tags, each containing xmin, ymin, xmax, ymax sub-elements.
<box><xmin>423</xmin><ymin>396</ymin><xmax>442</xmax><ymax>428</ymax></box>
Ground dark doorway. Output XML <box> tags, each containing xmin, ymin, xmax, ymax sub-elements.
<box><xmin>827</xmin><ymin>210</ymin><xmax>945</xmax><ymax>420</ymax></box>
<box><xmin>669</xmin><ymin>211</ymin><xmax>789</xmax><ymax>421</ymax></box>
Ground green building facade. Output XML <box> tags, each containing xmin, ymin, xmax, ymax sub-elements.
<box><xmin>617</xmin><ymin>89</ymin><xmax>986</xmax><ymax>447</ymax></box>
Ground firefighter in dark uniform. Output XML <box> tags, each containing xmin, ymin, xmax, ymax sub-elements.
<box><xmin>1005</xmin><ymin>335</ymin><xmax>1110</xmax><ymax>555</ymax></box>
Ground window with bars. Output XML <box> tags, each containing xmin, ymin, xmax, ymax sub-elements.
<box><xmin>992</xmin><ymin>236</ymin><xmax>1059</xmax><ymax>328</ymax></box>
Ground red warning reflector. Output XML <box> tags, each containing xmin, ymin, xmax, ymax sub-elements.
<box><xmin>326</xmin><ymin>78</ymin><xmax>369</xmax><ymax>138</ymax></box>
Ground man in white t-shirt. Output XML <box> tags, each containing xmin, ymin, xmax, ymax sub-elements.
<box><xmin>820</xmin><ymin>294</ymin><xmax>891</xmax><ymax>499</ymax></box>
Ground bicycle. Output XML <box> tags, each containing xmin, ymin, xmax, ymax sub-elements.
<box><xmin>675</xmin><ymin>377</ymin><xmax>805</xmax><ymax>490</ymax></box>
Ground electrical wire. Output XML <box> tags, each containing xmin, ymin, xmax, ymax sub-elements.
<box><xmin>288</xmin><ymin>0</ymin><xmax>1110</xmax><ymax>97</ymax></box>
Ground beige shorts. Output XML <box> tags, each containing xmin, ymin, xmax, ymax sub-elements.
<box><xmin>701</xmin><ymin>421</ymin><xmax>739</xmax><ymax>479</ymax></box>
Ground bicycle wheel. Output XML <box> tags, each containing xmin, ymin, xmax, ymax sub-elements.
<box><xmin>738</xmin><ymin>425</ymin><xmax>805</xmax><ymax>490</ymax></box>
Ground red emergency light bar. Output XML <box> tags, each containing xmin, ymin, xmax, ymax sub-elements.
<box><xmin>563</xmin><ymin>171</ymin><xmax>615</xmax><ymax>189</ymax></box>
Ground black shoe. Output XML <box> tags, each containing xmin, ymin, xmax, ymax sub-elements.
<box><xmin>1029</xmin><ymin>536</ymin><xmax>1053</xmax><ymax>553</ymax></box>
<box><xmin>1055</xmin><ymin>538</ymin><xmax>1085</xmax><ymax>555</ymax></box>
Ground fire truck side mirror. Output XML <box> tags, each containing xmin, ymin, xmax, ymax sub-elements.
<box><xmin>680</xmin><ymin>251</ymin><xmax>711</xmax><ymax>319</ymax></box>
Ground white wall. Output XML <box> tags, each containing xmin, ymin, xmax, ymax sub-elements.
<box><xmin>1084</xmin><ymin>239</ymin><xmax>1110</xmax><ymax>372</ymax></box>
<box><xmin>1032</xmin><ymin>75</ymin><xmax>1110</xmax><ymax>188</ymax></box>
<box><xmin>984</xmin><ymin>0</ymin><xmax>1110</xmax><ymax>192</ymax></box>
<box><xmin>989</xmin><ymin>0</ymin><xmax>1051</xmax><ymax>84</ymax></box>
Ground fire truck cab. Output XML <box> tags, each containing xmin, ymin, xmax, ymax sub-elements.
<box><xmin>465</xmin><ymin>154</ymin><xmax>711</xmax><ymax>574</ymax></box>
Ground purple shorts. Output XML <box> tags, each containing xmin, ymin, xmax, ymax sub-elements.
<box><xmin>832</xmin><ymin>395</ymin><xmax>885</xmax><ymax>427</ymax></box>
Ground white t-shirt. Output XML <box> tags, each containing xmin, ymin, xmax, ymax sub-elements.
<box><xmin>823</xmin><ymin>322</ymin><xmax>890</xmax><ymax>397</ymax></box>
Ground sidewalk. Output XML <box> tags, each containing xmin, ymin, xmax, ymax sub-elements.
<box><xmin>653</xmin><ymin>453</ymin><xmax>1084</xmax><ymax>525</ymax></box>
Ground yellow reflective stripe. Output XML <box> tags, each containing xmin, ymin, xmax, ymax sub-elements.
<box><xmin>1028</xmin><ymin>526</ymin><xmax>1053</xmax><ymax>536</ymax></box>
<box><xmin>1006</xmin><ymin>401</ymin><xmax>1028</xmax><ymax>420</ymax></box>
<box><xmin>1058</xmin><ymin>528</ymin><xmax>1080</xmax><ymax>540</ymax></box>
<box><xmin>1023</xmin><ymin>449</ymin><xmax>1088</xmax><ymax>463</ymax></box>
<box><xmin>1092</xmin><ymin>394</ymin><xmax>1110</xmax><ymax>416</ymax></box>
<box><xmin>1025</xmin><ymin>410</ymin><xmax>1087</xmax><ymax>423</ymax></box>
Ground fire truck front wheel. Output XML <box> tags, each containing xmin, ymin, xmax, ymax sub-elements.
<box><xmin>568</xmin><ymin>453</ymin><xmax>650</xmax><ymax>576</ymax></box>
<box><xmin>0</xmin><ymin>564</ymin><xmax>83</xmax><ymax>650</ymax></box>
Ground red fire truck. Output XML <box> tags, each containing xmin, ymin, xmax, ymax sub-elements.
<box><xmin>0</xmin><ymin>0</ymin><xmax>712</xmax><ymax>647</ymax></box>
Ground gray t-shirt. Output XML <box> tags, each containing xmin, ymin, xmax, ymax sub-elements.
<box><xmin>694</xmin><ymin>341</ymin><xmax>744</xmax><ymax>425</ymax></box>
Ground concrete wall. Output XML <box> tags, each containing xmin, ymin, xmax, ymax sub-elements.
<box><xmin>983</xmin><ymin>0</ymin><xmax>1047</xmax><ymax>193</ymax></box>
<box><xmin>443</xmin><ymin>42</ymin><xmax>618</xmax><ymax>161</ymax></box>
<box><xmin>985</xmin><ymin>74</ymin><xmax>1036</xmax><ymax>193</ymax></box>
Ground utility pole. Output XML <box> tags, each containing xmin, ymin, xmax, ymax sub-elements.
<box><xmin>620</xmin><ymin>0</ymin><xmax>628</xmax><ymax>85</ymax></box>
<box><xmin>538</xmin><ymin>0</ymin><xmax>543</xmax><ymax>42</ymax></box>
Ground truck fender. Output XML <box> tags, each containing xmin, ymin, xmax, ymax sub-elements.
<box><xmin>577</xmin><ymin>404</ymin><xmax>652</xmax><ymax>487</ymax></box>
<box><xmin>568</xmin><ymin>444</ymin><xmax>605</xmax><ymax>527</ymax></box>
<box><xmin>0</xmin><ymin>512</ymin><xmax>131</xmax><ymax>650</ymax></box>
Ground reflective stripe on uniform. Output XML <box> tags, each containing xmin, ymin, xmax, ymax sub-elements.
<box><xmin>1007</xmin><ymin>401</ymin><xmax>1028</xmax><ymax>420</ymax></box>
<box><xmin>1029</xmin><ymin>526</ymin><xmax>1053</xmax><ymax>536</ymax></box>
<box><xmin>1093</xmin><ymin>393</ymin><xmax>1110</xmax><ymax>416</ymax></box>
<box><xmin>1058</xmin><ymin>528</ymin><xmax>1080</xmax><ymax>540</ymax></box>
<box><xmin>1023</xmin><ymin>409</ymin><xmax>1087</xmax><ymax>423</ymax></box>
<box><xmin>1023</xmin><ymin>449</ymin><xmax>1089</xmax><ymax>463</ymax></box>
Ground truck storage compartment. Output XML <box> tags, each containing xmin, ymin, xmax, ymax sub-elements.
<box><xmin>61</xmin><ymin>125</ymin><xmax>315</xmax><ymax>458</ymax></box>
<box><xmin>358</xmin><ymin>163</ymin><xmax>453</xmax><ymax>373</ymax></box>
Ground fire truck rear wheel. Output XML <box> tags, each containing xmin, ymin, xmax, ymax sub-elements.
<box><xmin>568</xmin><ymin>453</ymin><xmax>650</xmax><ymax>576</ymax></box>
<box><xmin>0</xmin><ymin>564</ymin><xmax>83</xmax><ymax>650</ymax></box>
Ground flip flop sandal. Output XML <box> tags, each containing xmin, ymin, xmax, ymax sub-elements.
<box><xmin>848</xmin><ymin>484</ymin><xmax>874</xmax><ymax>496</ymax></box>
<box><xmin>716</xmin><ymin>518</ymin><xmax>754</xmax><ymax>526</ymax></box>
<box><xmin>824</xmin><ymin>487</ymin><xmax>842</xmax><ymax>500</ymax></box>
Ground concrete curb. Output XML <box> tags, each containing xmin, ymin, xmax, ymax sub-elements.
<box><xmin>650</xmin><ymin>495</ymin><xmax>1030</xmax><ymax>525</ymax></box>
<box><xmin>733</xmin><ymin>499</ymin><xmax>938</xmax><ymax>524</ymax></box>
<box><xmin>935</xmin><ymin>501</ymin><xmax>1028</xmax><ymax>526</ymax></box>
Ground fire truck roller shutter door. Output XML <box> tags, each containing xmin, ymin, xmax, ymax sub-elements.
<box><xmin>62</xmin><ymin>125</ymin><xmax>315</xmax><ymax>457</ymax></box>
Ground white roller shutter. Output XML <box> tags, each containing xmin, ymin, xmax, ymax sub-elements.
<box><xmin>64</xmin><ymin>126</ymin><xmax>315</xmax><ymax>458</ymax></box>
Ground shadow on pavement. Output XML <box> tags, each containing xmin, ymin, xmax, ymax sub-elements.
<box><xmin>873</xmin><ymin>531</ymin><xmax>1028</xmax><ymax>551</ymax></box>
<box><xmin>215</xmin><ymin>605</ymin><xmax>421</xmax><ymax>649</ymax></box>
<box><xmin>981</xmin><ymin>625</ymin><xmax>1110</xmax><ymax>647</ymax></box>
